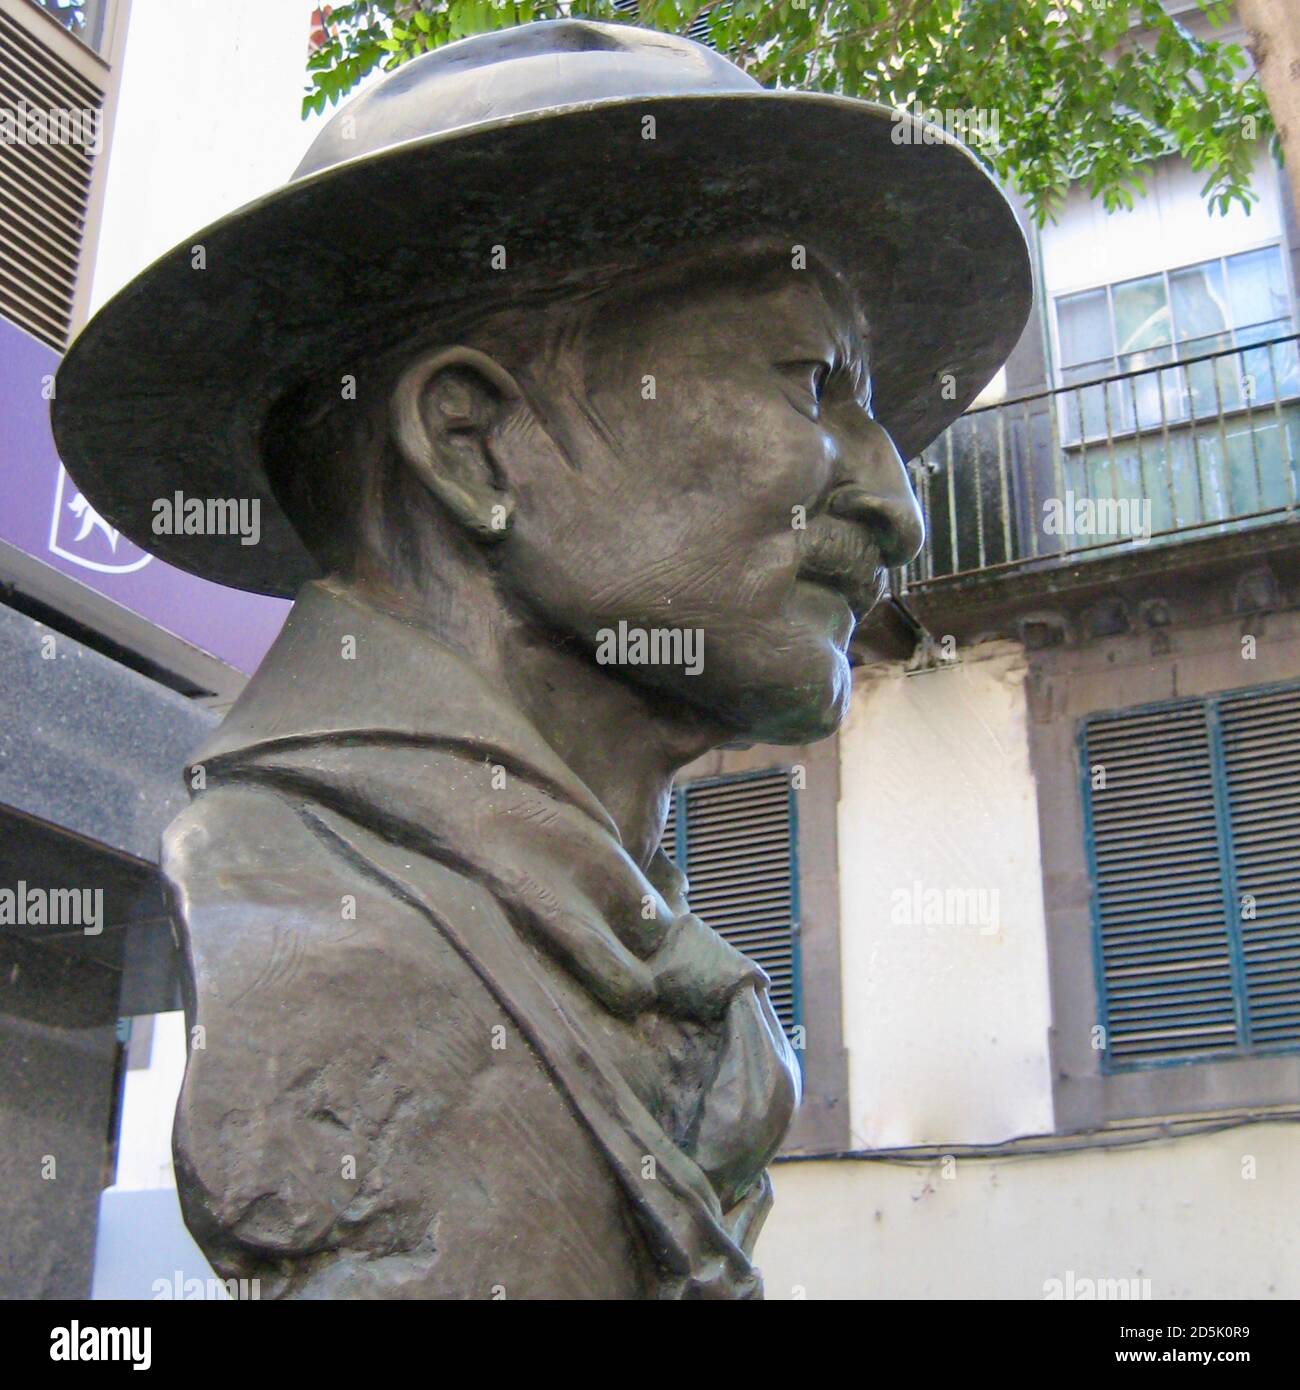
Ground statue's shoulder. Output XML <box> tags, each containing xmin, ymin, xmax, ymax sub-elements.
<box><xmin>162</xmin><ymin>778</ymin><xmax>518</xmax><ymax>1032</ymax></box>
<box><xmin>164</xmin><ymin>776</ymin><xmax>434</xmax><ymax>967</ymax></box>
<box><xmin>163</xmin><ymin>780</ymin><xmax>651</xmax><ymax>1298</ymax></box>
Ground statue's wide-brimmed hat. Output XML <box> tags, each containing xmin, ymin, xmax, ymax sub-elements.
<box><xmin>53</xmin><ymin>19</ymin><xmax>1031</xmax><ymax>597</ymax></box>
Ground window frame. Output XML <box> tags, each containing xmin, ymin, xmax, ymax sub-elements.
<box><xmin>671</xmin><ymin>736</ymin><xmax>850</xmax><ymax>1154</ymax></box>
<box><xmin>23</xmin><ymin>0</ymin><xmax>112</xmax><ymax>56</ymax></box>
<box><xmin>1026</xmin><ymin>613</ymin><xmax>1300</xmax><ymax>1130</ymax></box>
<box><xmin>1050</xmin><ymin>241</ymin><xmax>1298</xmax><ymax>389</ymax></box>
<box><xmin>1078</xmin><ymin>678</ymin><xmax>1300</xmax><ymax>1076</ymax></box>
<box><xmin>1</xmin><ymin>0</ymin><xmax>132</xmax><ymax>342</ymax></box>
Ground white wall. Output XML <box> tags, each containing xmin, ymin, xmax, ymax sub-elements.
<box><xmin>91</xmin><ymin>0</ymin><xmax>321</xmax><ymax>311</ymax></box>
<box><xmin>836</xmin><ymin>643</ymin><xmax>1055</xmax><ymax>1149</ymax></box>
<box><xmin>1039</xmin><ymin>147</ymin><xmax>1285</xmax><ymax>299</ymax></box>
<box><xmin>758</xmin><ymin>1125</ymin><xmax>1300</xmax><ymax>1299</ymax></box>
<box><xmin>114</xmin><ymin>1012</ymin><xmax>187</xmax><ymax>1190</ymax></box>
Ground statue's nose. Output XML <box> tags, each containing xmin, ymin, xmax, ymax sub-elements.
<box><xmin>826</xmin><ymin>420</ymin><xmax>926</xmax><ymax>568</ymax></box>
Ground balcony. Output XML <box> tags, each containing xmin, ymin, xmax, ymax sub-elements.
<box><xmin>900</xmin><ymin>333</ymin><xmax>1300</xmax><ymax>597</ymax></box>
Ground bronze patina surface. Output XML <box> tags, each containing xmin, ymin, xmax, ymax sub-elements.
<box><xmin>52</xmin><ymin>20</ymin><xmax>1030</xmax><ymax>1298</ymax></box>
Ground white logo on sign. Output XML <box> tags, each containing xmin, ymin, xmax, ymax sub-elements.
<box><xmin>48</xmin><ymin>466</ymin><xmax>151</xmax><ymax>574</ymax></box>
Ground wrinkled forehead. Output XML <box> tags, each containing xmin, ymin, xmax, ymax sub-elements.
<box><xmin>585</xmin><ymin>246</ymin><xmax>867</xmax><ymax>369</ymax></box>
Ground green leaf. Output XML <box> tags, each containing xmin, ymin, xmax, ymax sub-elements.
<box><xmin>296</xmin><ymin>0</ymin><xmax>1272</xmax><ymax>221</ymax></box>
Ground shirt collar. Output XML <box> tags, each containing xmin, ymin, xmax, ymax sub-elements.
<box><xmin>193</xmin><ymin>578</ymin><xmax>618</xmax><ymax>837</ymax></box>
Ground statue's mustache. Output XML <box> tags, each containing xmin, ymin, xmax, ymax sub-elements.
<box><xmin>796</xmin><ymin>517</ymin><xmax>886</xmax><ymax>620</ymax></box>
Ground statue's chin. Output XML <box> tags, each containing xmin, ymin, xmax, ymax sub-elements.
<box><xmin>713</xmin><ymin>656</ymin><xmax>853</xmax><ymax>748</ymax></box>
<box><xmin>587</xmin><ymin>623</ymin><xmax>853</xmax><ymax>748</ymax></box>
<box><xmin>743</xmin><ymin>699</ymin><xmax>849</xmax><ymax>748</ymax></box>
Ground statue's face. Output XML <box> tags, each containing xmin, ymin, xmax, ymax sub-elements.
<box><xmin>497</xmin><ymin>269</ymin><xmax>926</xmax><ymax>743</ymax></box>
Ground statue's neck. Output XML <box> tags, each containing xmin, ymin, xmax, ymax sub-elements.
<box><xmin>340</xmin><ymin>567</ymin><xmax>728</xmax><ymax>869</ymax></box>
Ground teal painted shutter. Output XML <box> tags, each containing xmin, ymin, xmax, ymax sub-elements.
<box><xmin>1083</xmin><ymin>700</ymin><xmax>1238</xmax><ymax>1066</ymax></box>
<box><xmin>660</xmin><ymin>771</ymin><xmax>800</xmax><ymax>1037</ymax></box>
<box><xmin>1218</xmin><ymin>684</ymin><xmax>1300</xmax><ymax>1049</ymax></box>
<box><xmin>1082</xmin><ymin>680</ymin><xmax>1300</xmax><ymax>1069</ymax></box>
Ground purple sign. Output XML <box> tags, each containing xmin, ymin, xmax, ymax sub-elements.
<box><xmin>0</xmin><ymin>315</ymin><xmax>288</xmax><ymax>674</ymax></box>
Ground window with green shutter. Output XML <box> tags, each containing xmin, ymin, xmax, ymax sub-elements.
<box><xmin>660</xmin><ymin>769</ymin><xmax>801</xmax><ymax>1040</ymax></box>
<box><xmin>1081</xmin><ymin>680</ymin><xmax>1300</xmax><ymax>1071</ymax></box>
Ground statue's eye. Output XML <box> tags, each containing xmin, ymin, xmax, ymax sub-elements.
<box><xmin>781</xmin><ymin>360</ymin><xmax>833</xmax><ymax>408</ymax></box>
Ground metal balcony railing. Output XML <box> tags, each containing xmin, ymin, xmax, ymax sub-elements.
<box><xmin>900</xmin><ymin>332</ymin><xmax>1300</xmax><ymax>591</ymax></box>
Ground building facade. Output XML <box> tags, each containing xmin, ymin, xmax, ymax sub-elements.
<box><xmin>756</xmin><ymin>5</ymin><xmax>1300</xmax><ymax>1300</ymax></box>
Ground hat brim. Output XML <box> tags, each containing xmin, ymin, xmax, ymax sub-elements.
<box><xmin>53</xmin><ymin>90</ymin><xmax>1032</xmax><ymax>598</ymax></box>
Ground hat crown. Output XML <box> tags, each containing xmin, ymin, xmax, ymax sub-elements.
<box><xmin>294</xmin><ymin>19</ymin><xmax>758</xmax><ymax>182</ymax></box>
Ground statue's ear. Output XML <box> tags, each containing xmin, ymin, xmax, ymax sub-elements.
<box><xmin>388</xmin><ymin>346</ymin><xmax>522</xmax><ymax>540</ymax></box>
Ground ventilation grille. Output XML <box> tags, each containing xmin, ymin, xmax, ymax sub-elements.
<box><xmin>662</xmin><ymin>770</ymin><xmax>798</xmax><ymax>1035</ymax></box>
<box><xmin>0</xmin><ymin>8</ymin><xmax>105</xmax><ymax>349</ymax></box>
<box><xmin>1083</xmin><ymin>682</ymin><xmax>1300</xmax><ymax>1069</ymax></box>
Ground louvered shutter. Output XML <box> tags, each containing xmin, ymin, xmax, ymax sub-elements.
<box><xmin>1219</xmin><ymin>685</ymin><xmax>1300</xmax><ymax>1049</ymax></box>
<box><xmin>1083</xmin><ymin>702</ymin><xmax>1237</xmax><ymax>1066</ymax></box>
<box><xmin>0</xmin><ymin>5</ymin><xmax>107</xmax><ymax>348</ymax></box>
<box><xmin>660</xmin><ymin>771</ymin><xmax>800</xmax><ymax>1037</ymax></box>
<box><xmin>1082</xmin><ymin>681</ymin><xmax>1300</xmax><ymax>1070</ymax></box>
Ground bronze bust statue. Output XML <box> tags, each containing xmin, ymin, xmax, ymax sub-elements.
<box><xmin>52</xmin><ymin>20</ymin><xmax>1030</xmax><ymax>1298</ymax></box>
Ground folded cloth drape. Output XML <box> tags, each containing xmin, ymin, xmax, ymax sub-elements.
<box><xmin>175</xmin><ymin>579</ymin><xmax>799</xmax><ymax>1297</ymax></box>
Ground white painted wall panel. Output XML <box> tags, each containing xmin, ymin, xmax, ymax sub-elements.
<box><xmin>91</xmin><ymin>0</ymin><xmax>319</xmax><ymax>312</ymax></box>
<box><xmin>759</xmin><ymin>1125</ymin><xmax>1300</xmax><ymax>1299</ymax></box>
<box><xmin>836</xmin><ymin>644</ymin><xmax>1055</xmax><ymax>1148</ymax></box>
